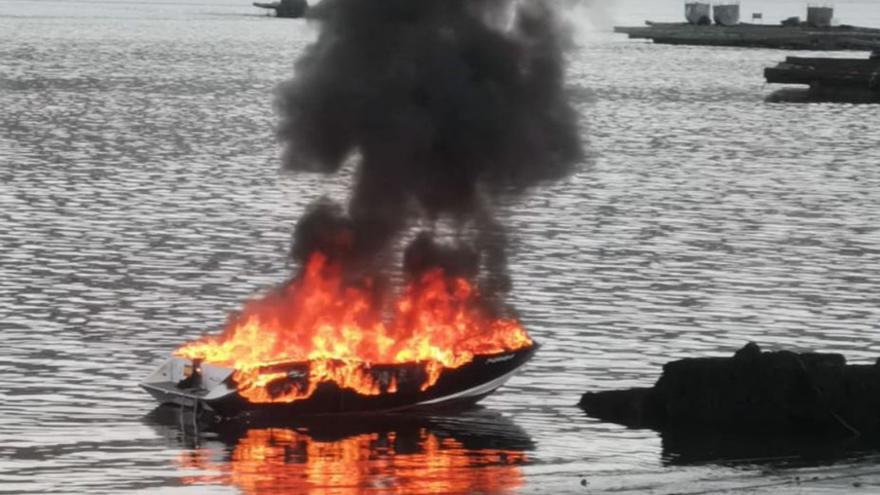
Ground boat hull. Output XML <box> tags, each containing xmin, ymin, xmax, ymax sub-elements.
<box><xmin>141</xmin><ymin>345</ymin><xmax>537</xmax><ymax>417</ymax></box>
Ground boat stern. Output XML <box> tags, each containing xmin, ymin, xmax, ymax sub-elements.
<box><xmin>140</xmin><ymin>357</ymin><xmax>235</xmax><ymax>409</ymax></box>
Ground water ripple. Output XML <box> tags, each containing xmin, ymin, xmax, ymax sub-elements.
<box><xmin>2</xmin><ymin>0</ymin><xmax>880</xmax><ymax>493</ymax></box>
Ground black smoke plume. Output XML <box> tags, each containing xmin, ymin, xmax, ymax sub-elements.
<box><xmin>278</xmin><ymin>0</ymin><xmax>583</xmax><ymax>311</ymax></box>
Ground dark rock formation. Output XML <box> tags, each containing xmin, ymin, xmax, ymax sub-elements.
<box><xmin>580</xmin><ymin>343</ymin><xmax>880</xmax><ymax>437</ymax></box>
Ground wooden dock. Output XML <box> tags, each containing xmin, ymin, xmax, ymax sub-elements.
<box><xmin>765</xmin><ymin>55</ymin><xmax>880</xmax><ymax>103</ymax></box>
<box><xmin>615</xmin><ymin>22</ymin><xmax>880</xmax><ymax>51</ymax></box>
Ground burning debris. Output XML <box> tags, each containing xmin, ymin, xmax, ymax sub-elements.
<box><xmin>142</xmin><ymin>0</ymin><xmax>582</xmax><ymax>415</ymax></box>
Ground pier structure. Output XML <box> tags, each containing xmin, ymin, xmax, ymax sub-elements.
<box><xmin>615</xmin><ymin>3</ymin><xmax>880</xmax><ymax>51</ymax></box>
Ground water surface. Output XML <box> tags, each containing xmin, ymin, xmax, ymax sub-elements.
<box><xmin>2</xmin><ymin>0</ymin><xmax>880</xmax><ymax>493</ymax></box>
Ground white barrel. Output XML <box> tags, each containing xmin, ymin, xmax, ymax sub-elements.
<box><xmin>807</xmin><ymin>6</ymin><xmax>833</xmax><ymax>28</ymax></box>
<box><xmin>713</xmin><ymin>4</ymin><xmax>740</xmax><ymax>26</ymax></box>
<box><xmin>685</xmin><ymin>2</ymin><xmax>712</xmax><ymax>25</ymax></box>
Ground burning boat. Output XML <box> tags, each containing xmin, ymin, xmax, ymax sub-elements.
<box><xmin>143</xmin><ymin>0</ymin><xmax>581</xmax><ymax>417</ymax></box>
<box><xmin>142</xmin><ymin>346</ymin><xmax>536</xmax><ymax>416</ymax></box>
<box><xmin>142</xmin><ymin>252</ymin><xmax>537</xmax><ymax>417</ymax></box>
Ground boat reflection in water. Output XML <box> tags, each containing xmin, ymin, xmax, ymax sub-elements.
<box><xmin>146</xmin><ymin>406</ymin><xmax>534</xmax><ymax>494</ymax></box>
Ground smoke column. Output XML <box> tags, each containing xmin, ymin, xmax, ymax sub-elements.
<box><xmin>277</xmin><ymin>0</ymin><xmax>583</xmax><ymax>312</ymax></box>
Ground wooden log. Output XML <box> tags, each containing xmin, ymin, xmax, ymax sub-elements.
<box><xmin>840</xmin><ymin>38</ymin><xmax>880</xmax><ymax>50</ymax></box>
<box><xmin>765</xmin><ymin>57</ymin><xmax>880</xmax><ymax>88</ymax></box>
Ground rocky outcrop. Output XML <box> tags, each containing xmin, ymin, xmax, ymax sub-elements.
<box><xmin>580</xmin><ymin>343</ymin><xmax>880</xmax><ymax>436</ymax></box>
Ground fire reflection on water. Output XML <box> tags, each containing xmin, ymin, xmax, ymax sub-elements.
<box><xmin>165</xmin><ymin>412</ymin><xmax>530</xmax><ymax>494</ymax></box>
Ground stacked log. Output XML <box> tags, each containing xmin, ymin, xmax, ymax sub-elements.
<box><xmin>765</xmin><ymin>55</ymin><xmax>880</xmax><ymax>103</ymax></box>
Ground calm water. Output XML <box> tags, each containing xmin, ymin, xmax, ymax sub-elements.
<box><xmin>2</xmin><ymin>0</ymin><xmax>880</xmax><ymax>493</ymax></box>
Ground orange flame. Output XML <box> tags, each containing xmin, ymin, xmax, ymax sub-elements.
<box><xmin>177</xmin><ymin>427</ymin><xmax>526</xmax><ymax>494</ymax></box>
<box><xmin>175</xmin><ymin>252</ymin><xmax>531</xmax><ymax>403</ymax></box>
